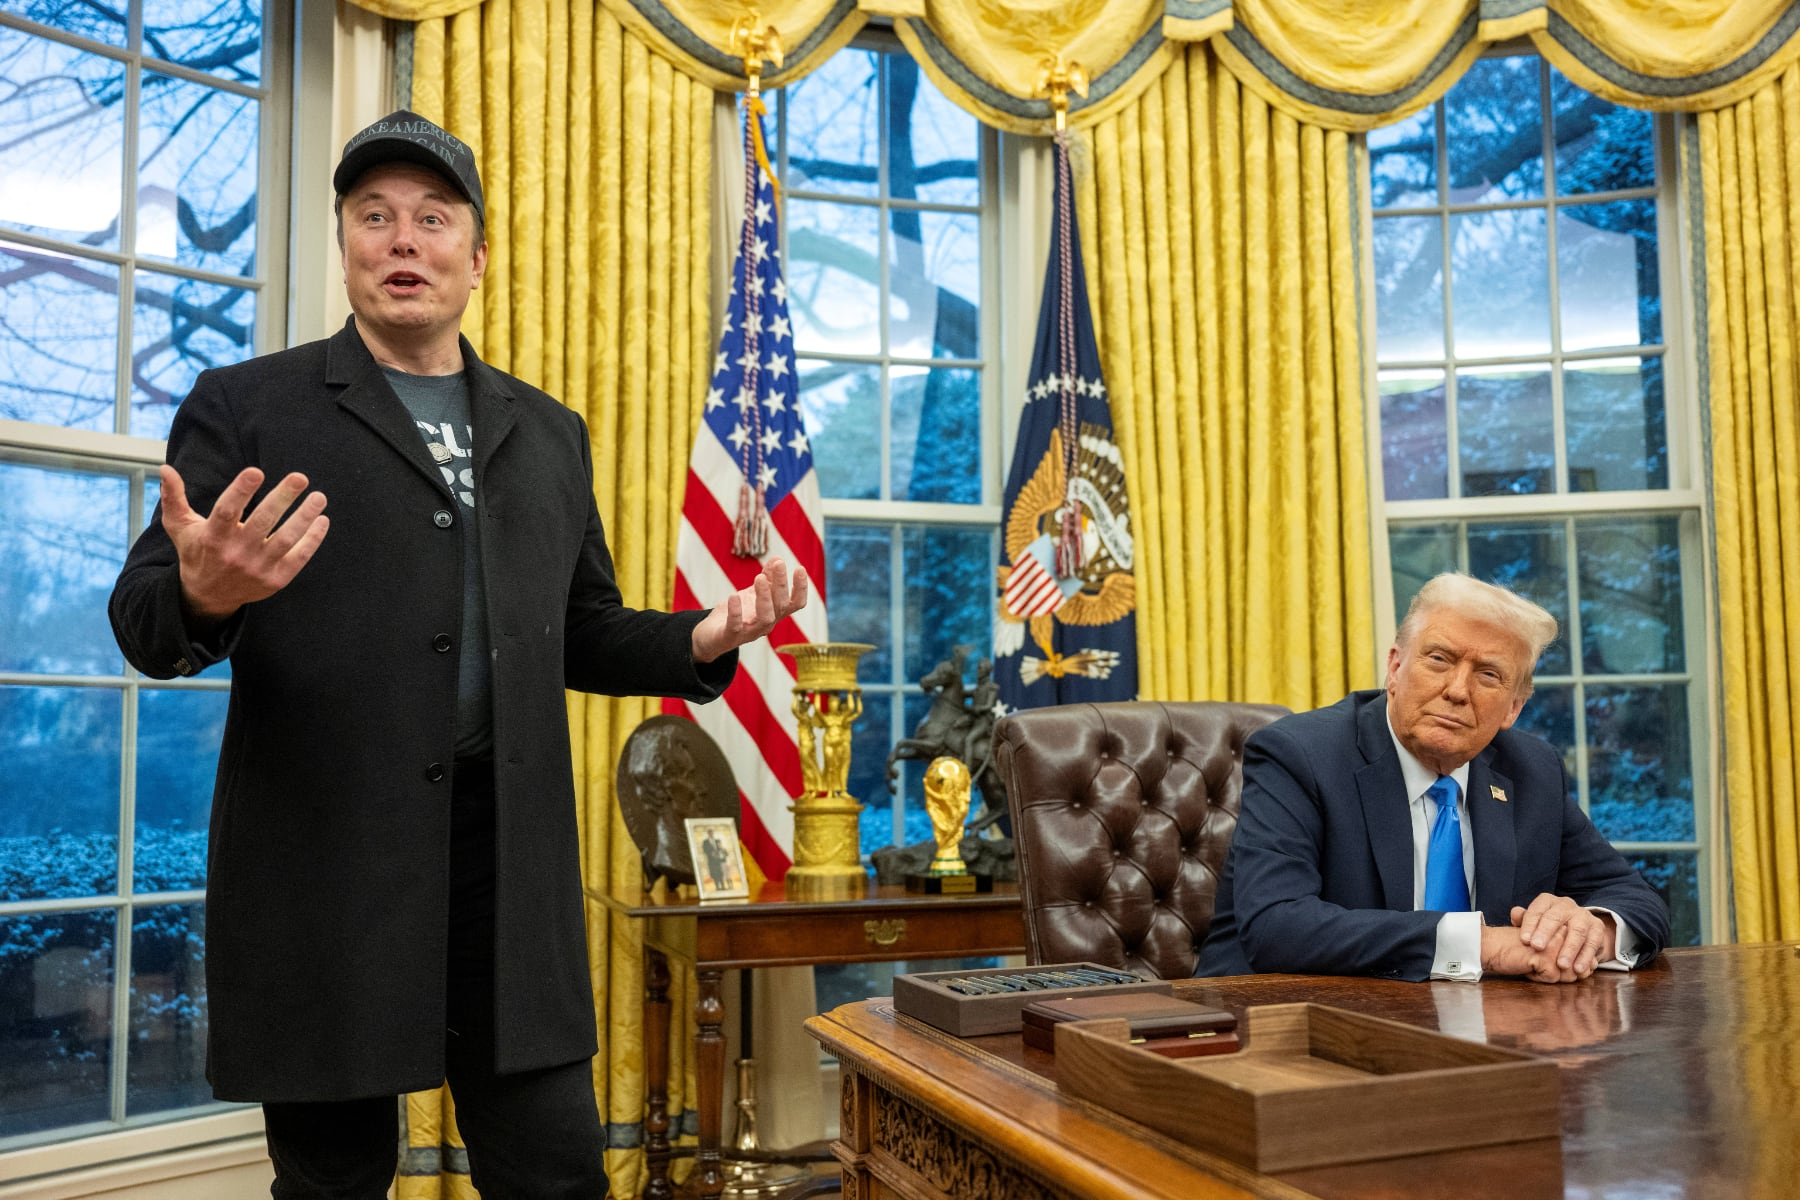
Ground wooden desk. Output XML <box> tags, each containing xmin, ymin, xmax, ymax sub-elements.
<box><xmin>594</xmin><ymin>882</ymin><xmax>1025</xmax><ymax>1199</ymax></box>
<box><xmin>806</xmin><ymin>943</ymin><xmax>1800</xmax><ymax>1199</ymax></box>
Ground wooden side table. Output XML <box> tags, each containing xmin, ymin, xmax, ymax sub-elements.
<box><xmin>591</xmin><ymin>881</ymin><xmax>1025</xmax><ymax>1199</ymax></box>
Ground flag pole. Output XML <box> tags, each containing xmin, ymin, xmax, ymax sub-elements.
<box><xmin>1033</xmin><ymin>58</ymin><xmax>1091</xmax><ymax>576</ymax></box>
<box><xmin>728</xmin><ymin>15</ymin><xmax>786</xmax><ymax>558</ymax></box>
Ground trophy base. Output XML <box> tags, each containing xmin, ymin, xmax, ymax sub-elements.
<box><xmin>904</xmin><ymin>872</ymin><xmax>994</xmax><ymax>895</ymax></box>
<box><xmin>784</xmin><ymin>868</ymin><xmax>869</xmax><ymax>900</ymax></box>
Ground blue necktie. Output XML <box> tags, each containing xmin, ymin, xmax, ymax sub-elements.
<box><xmin>1423</xmin><ymin>776</ymin><xmax>1470</xmax><ymax>912</ymax></box>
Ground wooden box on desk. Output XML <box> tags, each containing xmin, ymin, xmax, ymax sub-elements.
<box><xmin>893</xmin><ymin>962</ymin><xmax>1170</xmax><ymax>1037</ymax></box>
<box><xmin>1056</xmin><ymin>1002</ymin><xmax>1561</xmax><ymax>1172</ymax></box>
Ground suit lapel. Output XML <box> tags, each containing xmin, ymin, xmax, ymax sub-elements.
<box><xmin>327</xmin><ymin>321</ymin><xmax>452</xmax><ymax>498</ymax></box>
<box><xmin>1467</xmin><ymin>751</ymin><xmax>1517</xmax><ymax>925</ymax></box>
<box><xmin>462</xmin><ymin>340</ymin><xmax>518</xmax><ymax>485</ymax></box>
<box><xmin>1354</xmin><ymin>695</ymin><xmax>1415</xmax><ymax>912</ymax></box>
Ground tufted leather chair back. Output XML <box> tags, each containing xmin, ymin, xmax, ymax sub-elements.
<box><xmin>994</xmin><ymin>700</ymin><xmax>1288</xmax><ymax>980</ymax></box>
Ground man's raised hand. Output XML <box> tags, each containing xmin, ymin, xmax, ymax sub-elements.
<box><xmin>690</xmin><ymin>556</ymin><xmax>810</xmax><ymax>664</ymax></box>
<box><xmin>161</xmin><ymin>464</ymin><xmax>330</xmax><ymax>625</ymax></box>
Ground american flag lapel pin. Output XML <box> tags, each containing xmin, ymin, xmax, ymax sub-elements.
<box><xmin>1490</xmin><ymin>785</ymin><xmax>1508</xmax><ymax>802</ymax></box>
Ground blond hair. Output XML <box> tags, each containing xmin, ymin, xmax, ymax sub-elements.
<box><xmin>1394</xmin><ymin>573</ymin><xmax>1558</xmax><ymax>694</ymax></box>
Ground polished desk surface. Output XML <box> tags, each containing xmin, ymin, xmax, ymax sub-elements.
<box><xmin>807</xmin><ymin>943</ymin><xmax>1800</xmax><ymax>1199</ymax></box>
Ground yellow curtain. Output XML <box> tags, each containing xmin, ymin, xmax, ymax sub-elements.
<box><xmin>396</xmin><ymin>5</ymin><xmax>713</xmax><ymax>1196</ymax></box>
<box><xmin>1201</xmin><ymin>1</ymin><xmax>1800</xmax><ymax>131</ymax></box>
<box><xmin>348</xmin><ymin>0</ymin><xmax>1800</xmax><ymax>133</ymax></box>
<box><xmin>1073</xmin><ymin>43</ymin><xmax>1375</xmax><ymax>710</ymax></box>
<box><xmin>1695</xmin><ymin>67</ymin><xmax>1800</xmax><ymax>944</ymax></box>
<box><xmin>882</xmin><ymin>0</ymin><xmax>1175</xmax><ymax>133</ymax></box>
<box><xmin>351</xmin><ymin>0</ymin><xmax>867</xmax><ymax>90</ymax></box>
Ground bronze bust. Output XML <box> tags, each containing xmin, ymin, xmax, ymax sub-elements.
<box><xmin>616</xmin><ymin>715</ymin><xmax>738</xmax><ymax>889</ymax></box>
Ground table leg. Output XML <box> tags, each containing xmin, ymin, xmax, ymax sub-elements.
<box><xmin>694</xmin><ymin>967</ymin><xmax>726</xmax><ymax>1198</ymax></box>
<box><xmin>643</xmin><ymin>948</ymin><xmax>673</xmax><ymax>1200</ymax></box>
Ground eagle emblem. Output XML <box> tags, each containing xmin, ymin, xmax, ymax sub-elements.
<box><xmin>995</xmin><ymin>422</ymin><xmax>1135</xmax><ymax>683</ymax></box>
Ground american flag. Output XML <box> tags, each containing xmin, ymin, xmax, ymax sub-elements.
<box><xmin>663</xmin><ymin>96</ymin><xmax>826</xmax><ymax>879</ymax></box>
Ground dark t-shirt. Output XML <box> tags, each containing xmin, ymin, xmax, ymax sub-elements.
<box><xmin>383</xmin><ymin>367</ymin><xmax>493</xmax><ymax>760</ymax></box>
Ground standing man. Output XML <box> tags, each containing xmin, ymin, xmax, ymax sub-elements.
<box><xmin>109</xmin><ymin>111</ymin><xmax>805</xmax><ymax>1199</ymax></box>
<box><xmin>1198</xmin><ymin>573</ymin><xmax>1668</xmax><ymax>982</ymax></box>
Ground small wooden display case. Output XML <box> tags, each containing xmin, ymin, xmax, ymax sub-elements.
<box><xmin>1056</xmin><ymin>1002</ymin><xmax>1561</xmax><ymax>1172</ymax></box>
<box><xmin>1021</xmin><ymin>993</ymin><xmax>1238</xmax><ymax>1057</ymax></box>
<box><xmin>892</xmin><ymin>962</ymin><xmax>1170</xmax><ymax>1037</ymax></box>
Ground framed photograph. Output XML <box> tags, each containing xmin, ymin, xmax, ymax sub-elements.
<box><xmin>685</xmin><ymin>817</ymin><xmax>750</xmax><ymax>902</ymax></box>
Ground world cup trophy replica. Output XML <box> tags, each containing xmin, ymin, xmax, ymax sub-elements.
<box><xmin>778</xmin><ymin>642</ymin><xmax>875</xmax><ymax>899</ymax></box>
<box><xmin>906</xmin><ymin>755</ymin><xmax>994</xmax><ymax>894</ymax></box>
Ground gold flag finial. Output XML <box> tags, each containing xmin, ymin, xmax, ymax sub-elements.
<box><xmin>731</xmin><ymin>12</ymin><xmax>784</xmax><ymax>97</ymax></box>
<box><xmin>1033</xmin><ymin>57</ymin><xmax>1090</xmax><ymax>133</ymax></box>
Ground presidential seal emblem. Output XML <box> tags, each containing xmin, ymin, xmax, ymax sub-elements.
<box><xmin>995</xmin><ymin>419</ymin><xmax>1135</xmax><ymax>685</ymax></box>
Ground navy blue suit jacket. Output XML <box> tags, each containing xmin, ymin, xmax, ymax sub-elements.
<box><xmin>1197</xmin><ymin>690</ymin><xmax>1670</xmax><ymax>979</ymax></box>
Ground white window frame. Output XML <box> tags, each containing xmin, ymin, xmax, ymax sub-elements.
<box><xmin>0</xmin><ymin>0</ymin><xmax>336</xmax><ymax>1175</ymax></box>
<box><xmin>1360</xmin><ymin>52</ymin><xmax>1717</xmax><ymax>942</ymax></box>
<box><xmin>773</xmin><ymin>29</ymin><xmax>1006</xmax><ymax>851</ymax></box>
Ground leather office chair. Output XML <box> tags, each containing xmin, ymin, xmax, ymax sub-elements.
<box><xmin>994</xmin><ymin>700</ymin><xmax>1288</xmax><ymax>979</ymax></box>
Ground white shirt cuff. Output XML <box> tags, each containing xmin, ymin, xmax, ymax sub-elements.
<box><xmin>1588</xmin><ymin>906</ymin><xmax>1641</xmax><ymax>971</ymax></box>
<box><xmin>1430</xmin><ymin>911</ymin><xmax>1484</xmax><ymax>981</ymax></box>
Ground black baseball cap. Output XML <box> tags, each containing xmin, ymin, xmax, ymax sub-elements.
<box><xmin>333</xmin><ymin>109</ymin><xmax>485</xmax><ymax>224</ymax></box>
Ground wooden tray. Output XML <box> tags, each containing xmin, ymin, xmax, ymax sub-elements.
<box><xmin>1056</xmin><ymin>1002</ymin><xmax>1561</xmax><ymax>1172</ymax></box>
<box><xmin>893</xmin><ymin>962</ymin><xmax>1169</xmax><ymax>1037</ymax></box>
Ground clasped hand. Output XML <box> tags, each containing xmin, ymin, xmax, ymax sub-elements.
<box><xmin>162</xmin><ymin>465</ymin><xmax>331</xmax><ymax>625</ymax></box>
<box><xmin>690</xmin><ymin>557</ymin><xmax>810</xmax><ymax>663</ymax></box>
<box><xmin>1480</xmin><ymin>894</ymin><xmax>1617</xmax><ymax>983</ymax></box>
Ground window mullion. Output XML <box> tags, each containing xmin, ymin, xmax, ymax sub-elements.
<box><xmin>116</xmin><ymin>41</ymin><xmax>141</xmax><ymax>436</ymax></box>
<box><xmin>1542</xmin><ymin>62</ymin><xmax>1570</xmax><ymax>496</ymax></box>
<box><xmin>888</xmin><ymin>522</ymin><xmax>907</xmax><ymax>848</ymax></box>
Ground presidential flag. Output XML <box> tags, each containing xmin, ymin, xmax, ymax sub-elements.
<box><xmin>663</xmin><ymin>95</ymin><xmax>826</xmax><ymax>879</ymax></box>
<box><xmin>993</xmin><ymin>132</ymin><xmax>1137</xmax><ymax>712</ymax></box>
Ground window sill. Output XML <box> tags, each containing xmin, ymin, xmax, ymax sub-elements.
<box><xmin>0</xmin><ymin>1110</ymin><xmax>266</xmax><ymax>1198</ymax></box>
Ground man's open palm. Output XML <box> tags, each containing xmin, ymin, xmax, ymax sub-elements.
<box><xmin>161</xmin><ymin>464</ymin><xmax>330</xmax><ymax>623</ymax></box>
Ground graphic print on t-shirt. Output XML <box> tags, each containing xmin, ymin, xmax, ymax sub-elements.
<box><xmin>416</xmin><ymin>418</ymin><xmax>475</xmax><ymax>510</ymax></box>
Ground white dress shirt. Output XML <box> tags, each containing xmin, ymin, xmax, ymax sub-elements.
<box><xmin>1383</xmin><ymin>714</ymin><xmax>1641</xmax><ymax>981</ymax></box>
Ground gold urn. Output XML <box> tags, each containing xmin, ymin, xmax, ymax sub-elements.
<box><xmin>778</xmin><ymin>642</ymin><xmax>875</xmax><ymax>899</ymax></box>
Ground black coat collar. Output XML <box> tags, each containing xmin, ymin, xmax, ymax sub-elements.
<box><xmin>324</xmin><ymin>317</ymin><xmax>520</xmax><ymax>497</ymax></box>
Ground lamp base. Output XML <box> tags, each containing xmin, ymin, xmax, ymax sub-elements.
<box><xmin>721</xmin><ymin>1159</ymin><xmax>814</xmax><ymax>1198</ymax></box>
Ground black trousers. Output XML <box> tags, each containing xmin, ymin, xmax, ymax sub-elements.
<box><xmin>263</xmin><ymin>763</ymin><xmax>609</xmax><ymax>1199</ymax></box>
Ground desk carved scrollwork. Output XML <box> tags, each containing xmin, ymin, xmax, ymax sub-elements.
<box><xmin>871</xmin><ymin>1087</ymin><xmax>1061</xmax><ymax>1200</ymax></box>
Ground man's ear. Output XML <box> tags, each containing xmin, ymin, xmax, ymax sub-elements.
<box><xmin>470</xmin><ymin>242</ymin><xmax>489</xmax><ymax>289</ymax></box>
<box><xmin>1499</xmin><ymin>690</ymin><xmax>1529</xmax><ymax>731</ymax></box>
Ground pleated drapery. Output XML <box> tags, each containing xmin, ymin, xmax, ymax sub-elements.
<box><xmin>348</xmin><ymin>1</ymin><xmax>1800</xmax><ymax>132</ymax></box>
<box><xmin>1694</xmin><ymin>69</ymin><xmax>1800</xmax><ymax>944</ymax></box>
<box><xmin>394</xmin><ymin>7</ymin><xmax>713</xmax><ymax>1197</ymax></box>
<box><xmin>1072</xmin><ymin>44</ymin><xmax>1375</xmax><ymax>710</ymax></box>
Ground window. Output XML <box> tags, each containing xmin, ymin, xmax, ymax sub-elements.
<box><xmin>772</xmin><ymin>38</ymin><xmax>1001</xmax><ymax>858</ymax></box>
<box><xmin>1367</xmin><ymin>55</ymin><xmax>1708</xmax><ymax>944</ymax></box>
<box><xmin>0</xmin><ymin>0</ymin><xmax>288</xmax><ymax>1149</ymax></box>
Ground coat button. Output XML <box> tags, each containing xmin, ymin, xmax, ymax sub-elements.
<box><xmin>426</xmin><ymin>763</ymin><xmax>445</xmax><ymax>782</ymax></box>
<box><xmin>433</xmin><ymin>509</ymin><xmax>453</xmax><ymax>528</ymax></box>
<box><xmin>433</xmin><ymin>633</ymin><xmax>453</xmax><ymax>653</ymax></box>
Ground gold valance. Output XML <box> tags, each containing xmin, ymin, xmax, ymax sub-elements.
<box><xmin>1195</xmin><ymin>1</ymin><xmax>1800</xmax><ymax>132</ymax></box>
<box><xmin>347</xmin><ymin>0</ymin><xmax>1800</xmax><ymax>134</ymax></box>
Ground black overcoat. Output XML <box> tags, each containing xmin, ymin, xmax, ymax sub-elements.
<box><xmin>109</xmin><ymin>319</ymin><xmax>733</xmax><ymax>1101</ymax></box>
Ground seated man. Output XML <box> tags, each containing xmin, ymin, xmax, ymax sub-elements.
<box><xmin>1198</xmin><ymin>574</ymin><xmax>1670</xmax><ymax>982</ymax></box>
